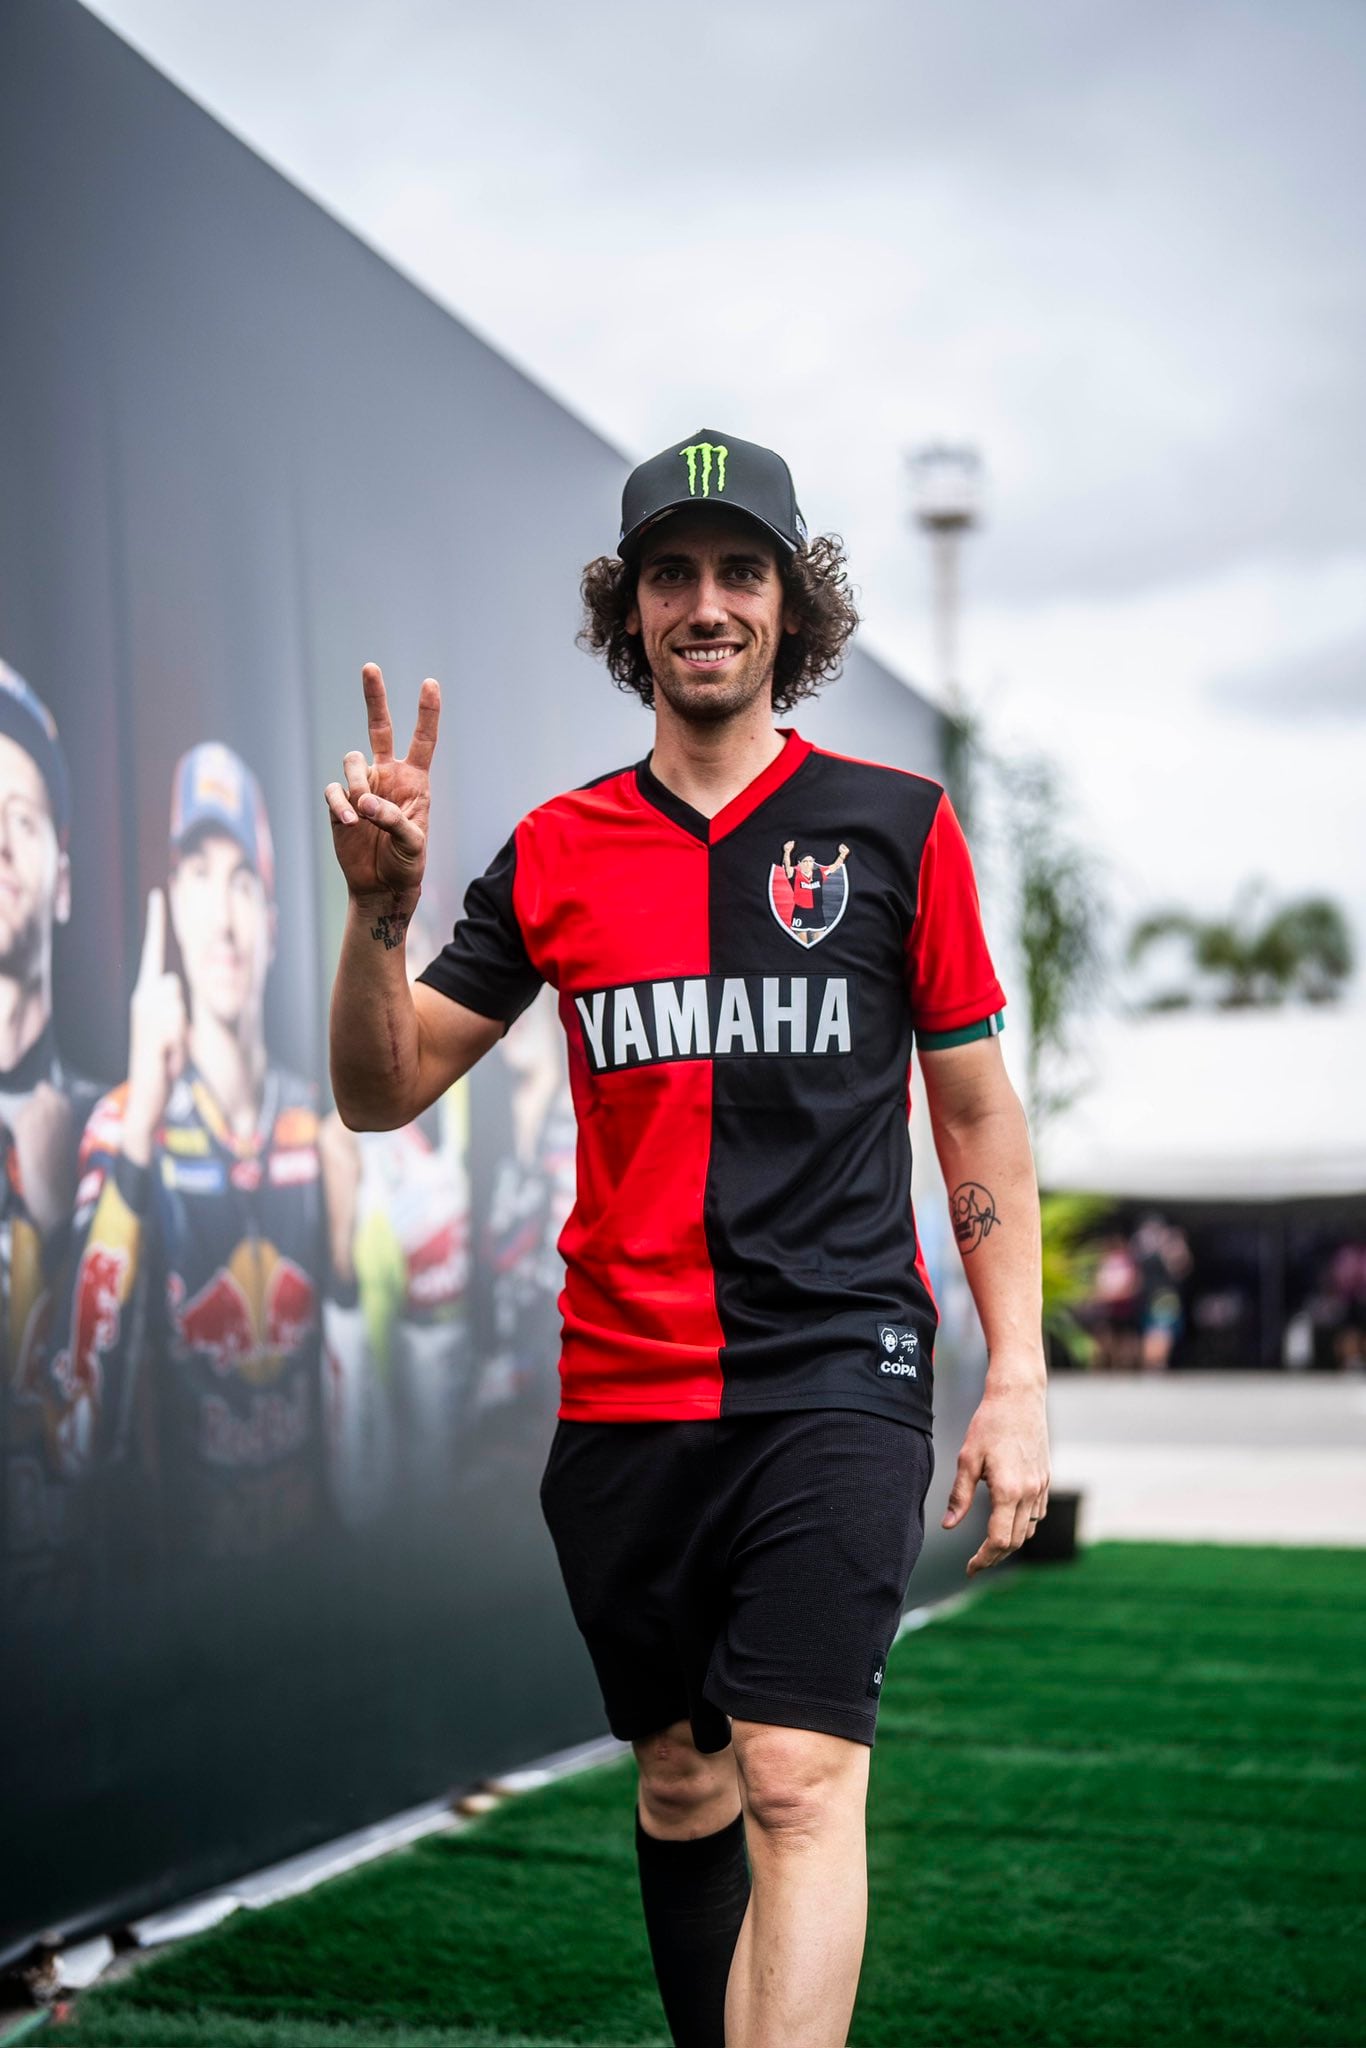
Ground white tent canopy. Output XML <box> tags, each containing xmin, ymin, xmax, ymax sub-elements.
<box><xmin>1033</xmin><ymin>1005</ymin><xmax>1366</xmax><ymax>1203</ymax></box>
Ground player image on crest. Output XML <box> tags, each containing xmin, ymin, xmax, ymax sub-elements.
<box><xmin>769</xmin><ymin>838</ymin><xmax>851</xmax><ymax>947</ymax></box>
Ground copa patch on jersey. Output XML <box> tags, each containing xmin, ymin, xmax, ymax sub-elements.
<box><xmin>573</xmin><ymin>973</ymin><xmax>854</xmax><ymax>1074</ymax></box>
<box><xmin>768</xmin><ymin>840</ymin><xmax>851</xmax><ymax>948</ymax></box>
<box><xmin>874</xmin><ymin>1323</ymin><xmax>919</xmax><ymax>1379</ymax></box>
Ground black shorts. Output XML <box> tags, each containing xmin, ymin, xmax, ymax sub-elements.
<box><xmin>539</xmin><ymin>1409</ymin><xmax>934</xmax><ymax>1753</ymax></box>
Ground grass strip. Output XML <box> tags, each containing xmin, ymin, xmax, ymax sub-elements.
<box><xmin>49</xmin><ymin>2016</ymin><xmax>638</xmax><ymax>2048</ymax></box>
<box><xmin>60</xmin><ymin>1541</ymin><xmax>1366</xmax><ymax>2047</ymax></box>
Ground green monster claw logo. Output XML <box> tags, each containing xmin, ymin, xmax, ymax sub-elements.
<box><xmin>679</xmin><ymin>442</ymin><xmax>728</xmax><ymax>498</ymax></box>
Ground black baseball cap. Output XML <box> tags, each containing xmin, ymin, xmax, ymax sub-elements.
<box><xmin>0</xmin><ymin>658</ymin><xmax>70</xmax><ymax>845</ymax></box>
<box><xmin>618</xmin><ymin>430</ymin><xmax>808</xmax><ymax>562</ymax></box>
<box><xmin>170</xmin><ymin>742</ymin><xmax>276</xmax><ymax>899</ymax></box>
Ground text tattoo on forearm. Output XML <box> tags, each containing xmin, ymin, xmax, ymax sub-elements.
<box><xmin>370</xmin><ymin>913</ymin><xmax>409</xmax><ymax>950</ymax></box>
<box><xmin>951</xmin><ymin>1181</ymin><xmax>1001</xmax><ymax>1254</ymax></box>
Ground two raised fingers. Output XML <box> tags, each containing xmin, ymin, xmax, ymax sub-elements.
<box><xmin>361</xmin><ymin>663</ymin><xmax>441</xmax><ymax>769</ymax></box>
<box><xmin>325</xmin><ymin>666</ymin><xmax>441</xmax><ymax>840</ymax></box>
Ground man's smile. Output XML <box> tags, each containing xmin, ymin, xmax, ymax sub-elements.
<box><xmin>675</xmin><ymin>642</ymin><xmax>743</xmax><ymax>669</ymax></box>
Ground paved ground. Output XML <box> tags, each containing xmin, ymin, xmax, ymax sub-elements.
<box><xmin>1046</xmin><ymin>1370</ymin><xmax>1366</xmax><ymax>1545</ymax></box>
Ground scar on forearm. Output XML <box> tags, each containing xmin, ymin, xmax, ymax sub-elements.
<box><xmin>951</xmin><ymin>1181</ymin><xmax>1001</xmax><ymax>1254</ymax></box>
<box><xmin>370</xmin><ymin>913</ymin><xmax>408</xmax><ymax>950</ymax></box>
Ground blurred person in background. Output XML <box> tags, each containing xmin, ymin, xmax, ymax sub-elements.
<box><xmin>1087</xmin><ymin>1230</ymin><xmax>1142</xmax><ymax>1371</ymax></box>
<box><xmin>0</xmin><ymin>660</ymin><xmax>99</xmax><ymax>1618</ymax></box>
<box><xmin>473</xmin><ymin>985</ymin><xmax>575</xmax><ymax>1446</ymax></box>
<box><xmin>318</xmin><ymin>900</ymin><xmax>474</xmax><ymax>1518</ymax></box>
<box><xmin>1132</xmin><ymin>1215</ymin><xmax>1192</xmax><ymax>1372</ymax></box>
<box><xmin>1325</xmin><ymin>1240</ymin><xmax>1366</xmax><ymax>1371</ymax></box>
<box><xmin>324</xmin><ymin>429</ymin><xmax>1050</xmax><ymax>2048</ymax></box>
<box><xmin>62</xmin><ymin>742</ymin><xmax>369</xmax><ymax>1564</ymax></box>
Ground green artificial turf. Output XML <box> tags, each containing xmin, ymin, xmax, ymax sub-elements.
<box><xmin>57</xmin><ymin>1543</ymin><xmax>1366</xmax><ymax>2047</ymax></box>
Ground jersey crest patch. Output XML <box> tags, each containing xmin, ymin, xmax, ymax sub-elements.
<box><xmin>769</xmin><ymin>841</ymin><xmax>851</xmax><ymax>948</ymax></box>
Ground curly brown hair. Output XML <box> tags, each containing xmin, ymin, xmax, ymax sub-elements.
<box><xmin>577</xmin><ymin>532</ymin><xmax>859</xmax><ymax>713</ymax></box>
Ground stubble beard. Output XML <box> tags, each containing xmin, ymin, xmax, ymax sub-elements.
<box><xmin>0</xmin><ymin>908</ymin><xmax>47</xmax><ymax>990</ymax></box>
<box><xmin>191</xmin><ymin>976</ymin><xmax>255</xmax><ymax>1040</ymax></box>
<box><xmin>651</xmin><ymin>648</ymin><xmax>775</xmax><ymax>728</ymax></box>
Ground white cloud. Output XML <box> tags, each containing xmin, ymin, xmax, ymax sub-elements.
<box><xmin>81</xmin><ymin>0</ymin><xmax>1366</xmax><ymax>974</ymax></box>
<box><xmin>905</xmin><ymin>553</ymin><xmax>1366</xmax><ymax>962</ymax></box>
<box><xmin>1207</xmin><ymin>636</ymin><xmax>1366</xmax><ymax>720</ymax></box>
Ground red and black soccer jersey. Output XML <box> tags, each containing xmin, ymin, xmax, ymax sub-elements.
<box><xmin>418</xmin><ymin>728</ymin><xmax>1005</xmax><ymax>1430</ymax></box>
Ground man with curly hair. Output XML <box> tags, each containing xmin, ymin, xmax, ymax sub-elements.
<box><xmin>325</xmin><ymin>431</ymin><xmax>1050</xmax><ymax>2048</ymax></box>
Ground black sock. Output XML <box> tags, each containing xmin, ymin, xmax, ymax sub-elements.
<box><xmin>635</xmin><ymin>1809</ymin><xmax>750</xmax><ymax>2048</ymax></box>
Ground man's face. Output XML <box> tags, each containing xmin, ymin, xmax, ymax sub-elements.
<box><xmin>798</xmin><ymin>855</ymin><xmax>816</xmax><ymax>879</ymax></box>
<box><xmin>169</xmin><ymin>828</ymin><xmax>273</xmax><ymax>1033</ymax></box>
<box><xmin>0</xmin><ymin>733</ymin><xmax>68</xmax><ymax>982</ymax></box>
<box><xmin>626</xmin><ymin>509</ymin><xmax>799</xmax><ymax>725</ymax></box>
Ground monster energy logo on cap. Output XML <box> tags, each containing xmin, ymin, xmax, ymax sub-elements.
<box><xmin>618</xmin><ymin>429</ymin><xmax>807</xmax><ymax>560</ymax></box>
<box><xmin>679</xmin><ymin>441</ymin><xmax>728</xmax><ymax>498</ymax></box>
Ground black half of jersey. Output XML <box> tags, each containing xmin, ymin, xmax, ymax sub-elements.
<box><xmin>702</xmin><ymin>748</ymin><xmax>942</xmax><ymax>1429</ymax></box>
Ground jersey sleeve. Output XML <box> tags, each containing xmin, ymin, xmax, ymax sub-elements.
<box><xmin>415</xmin><ymin>829</ymin><xmax>544</xmax><ymax>1030</ymax></box>
<box><xmin>905</xmin><ymin>792</ymin><xmax>1007</xmax><ymax>1050</ymax></box>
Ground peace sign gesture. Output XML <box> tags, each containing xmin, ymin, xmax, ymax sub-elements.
<box><xmin>325</xmin><ymin>664</ymin><xmax>440</xmax><ymax>912</ymax></box>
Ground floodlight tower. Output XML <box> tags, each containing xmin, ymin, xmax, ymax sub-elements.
<box><xmin>906</xmin><ymin>443</ymin><xmax>983</xmax><ymax>717</ymax></box>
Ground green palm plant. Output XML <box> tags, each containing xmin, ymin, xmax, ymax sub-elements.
<box><xmin>1128</xmin><ymin>883</ymin><xmax>1354</xmax><ymax>1010</ymax></box>
<box><xmin>1040</xmin><ymin>1192</ymin><xmax>1110</xmax><ymax>1367</ymax></box>
<box><xmin>940</xmin><ymin>712</ymin><xmax>1107</xmax><ymax>1136</ymax></box>
<box><xmin>995</xmin><ymin>753</ymin><xmax>1106</xmax><ymax>1133</ymax></box>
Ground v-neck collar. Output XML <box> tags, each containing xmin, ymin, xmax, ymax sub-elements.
<box><xmin>635</xmin><ymin>727</ymin><xmax>813</xmax><ymax>846</ymax></box>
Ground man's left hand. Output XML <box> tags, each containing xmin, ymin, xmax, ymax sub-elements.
<box><xmin>941</xmin><ymin>1375</ymin><xmax>1050</xmax><ymax>1576</ymax></box>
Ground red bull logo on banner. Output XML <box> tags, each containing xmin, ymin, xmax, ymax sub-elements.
<box><xmin>170</xmin><ymin>1240</ymin><xmax>317</xmax><ymax>1385</ymax></box>
<box><xmin>54</xmin><ymin>1244</ymin><xmax>130</xmax><ymax>1447</ymax></box>
<box><xmin>200</xmin><ymin>1379</ymin><xmax>311</xmax><ymax>1467</ymax></box>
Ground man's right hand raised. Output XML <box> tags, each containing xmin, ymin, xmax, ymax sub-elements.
<box><xmin>324</xmin><ymin>665</ymin><xmax>440</xmax><ymax>921</ymax></box>
<box><xmin>327</xmin><ymin>664</ymin><xmax>498</xmax><ymax>1130</ymax></box>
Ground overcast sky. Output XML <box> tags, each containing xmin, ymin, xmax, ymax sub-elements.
<box><xmin>86</xmin><ymin>0</ymin><xmax>1366</xmax><ymax>990</ymax></box>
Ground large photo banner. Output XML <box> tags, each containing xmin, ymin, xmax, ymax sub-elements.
<box><xmin>0</xmin><ymin>0</ymin><xmax>957</xmax><ymax>1963</ymax></box>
